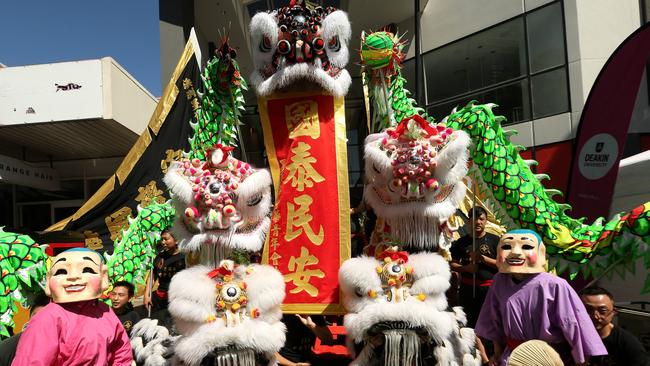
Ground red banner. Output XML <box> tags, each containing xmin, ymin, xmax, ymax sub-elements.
<box><xmin>567</xmin><ymin>24</ymin><xmax>650</xmax><ymax>220</ymax></box>
<box><xmin>259</xmin><ymin>92</ymin><xmax>350</xmax><ymax>314</ymax></box>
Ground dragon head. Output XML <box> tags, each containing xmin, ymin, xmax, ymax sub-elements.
<box><xmin>364</xmin><ymin>115</ymin><xmax>470</xmax><ymax>250</ymax></box>
<box><xmin>164</xmin><ymin>145</ymin><xmax>272</xmax><ymax>266</ymax></box>
<box><xmin>249</xmin><ymin>0</ymin><xmax>351</xmax><ymax>97</ymax></box>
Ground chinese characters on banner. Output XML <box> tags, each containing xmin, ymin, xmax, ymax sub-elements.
<box><xmin>259</xmin><ymin>92</ymin><xmax>350</xmax><ymax>314</ymax></box>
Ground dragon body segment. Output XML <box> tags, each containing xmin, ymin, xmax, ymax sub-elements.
<box><xmin>106</xmin><ymin>202</ymin><xmax>175</xmax><ymax>285</ymax></box>
<box><xmin>0</xmin><ymin>229</ymin><xmax>48</xmax><ymax>338</ymax></box>
<box><xmin>361</xmin><ymin>30</ymin><xmax>650</xmax><ymax>290</ymax></box>
<box><xmin>188</xmin><ymin>44</ymin><xmax>247</xmax><ymax>161</ymax></box>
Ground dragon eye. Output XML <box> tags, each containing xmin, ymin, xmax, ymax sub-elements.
<box><xmin>247</xmin><ymin>194</ymin><xmax>263</xmax><ymax>207</ymax></box>
<box><xmin>372</xmin><ymin>164</ymin><xmax>381</xmax><ymax>174</ymax></box>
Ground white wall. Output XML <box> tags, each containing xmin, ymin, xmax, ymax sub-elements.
<box><xmin>101</xmin><ymin>58</ymin><xmax>158</xmax><ymax>135</ymax></box>
<box><xmin>565</xmin><ymin>0</ymin><xmax>641</xmax><ymax>133</ymax></box>
<box><xmin>0</xmin><ymin>60</ymin><xmax>103</xmax><ymax>125</ymax></box>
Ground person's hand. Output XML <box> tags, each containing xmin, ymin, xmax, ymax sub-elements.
<box><xmin>143</xmin><ymin>294</ymin><xmax>152</xmax><ymax>309</ymax></box>
<box><xmin>295</xmin><ymin>314</ymin><xmax>316</xmax><ymax>330</ymax></box>
<box><xmin>489</xmin><ymin>343</ymin><xmax>503</xmax><ymax>366</ymax></box>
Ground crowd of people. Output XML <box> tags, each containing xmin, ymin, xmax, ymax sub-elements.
<box><xmin>0</xmin><ymin>216</ymin><xmax>648</xmax><ymax>366</ymax></box>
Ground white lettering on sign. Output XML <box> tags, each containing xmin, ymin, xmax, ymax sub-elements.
<box><xmin>0</xmin><ymin>154</ymin><xmax>60</xmax><ymax>190</ymax></box>
<box><xmin>578</xmin><ymin>133</ymin><xmax>619</xmax><ymax>180</ymax></box>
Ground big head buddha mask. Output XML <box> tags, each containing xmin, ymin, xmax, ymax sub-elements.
<box><xmin>45</xmin><ymin>248</ymin><xmax>109</xmax><ymax>303</ymax></box>
<box><xmin>496</xmin><ymin>229</ymin><xmax>546</xmax><ymax>274</ymax></box>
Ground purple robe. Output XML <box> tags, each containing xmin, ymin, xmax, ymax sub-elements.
<box><xmin>475</xmin><ymin>272</ymin><xmax>606</xmax><ymax>365</ymax></box>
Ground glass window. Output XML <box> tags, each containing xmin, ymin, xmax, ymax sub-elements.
<box><xmin>20</xmin><ymin>203</ymin><xmax>51</xmax><ymax>231</ymax></box>
<box><xmin>531</xmin><ymin>67</ymin><xmax>569</xmax><ymax>119</ymax></box>
<box><xmin>526</xmin><ymin>2</ymin><xmax>566</xmax><ymax>73</ymax></box>
<box><xmin>428</xmin><ymin>79</ymin><xmax>530</xmax><ymax>125</ymax></box>
<box><xmin>425</xmin><ymin>18</ymin><xmax>527</xmax><ymax>103</ymax></box>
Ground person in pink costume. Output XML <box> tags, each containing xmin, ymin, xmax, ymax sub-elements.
<box><xmin>12</xmin><ymin>248</ymin><xmax>132</xmax><ymax>366</ymax></box>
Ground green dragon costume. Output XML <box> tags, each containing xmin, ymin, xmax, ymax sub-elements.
<box><xmin>360</xmin><ymin>31</ymin><xmax>650</xmax><ymax>292</ymax></box>
<box><xmin>107</xmin><ymin>40</ymin><xmax>258</xmax><ymax>286</ymax></box>
<box><xmin>0</xmin><ymin>228</ymin><xmax>48</xmax><ymax>338</ymax></box>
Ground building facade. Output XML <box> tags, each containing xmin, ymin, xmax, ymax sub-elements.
<box><xmin>0</xmin><ymin>58</ymin><xmax>157</xmax><ymax>232</ymax></box>
<box><xmin>158</xmin><ymin>0</ymin><xmax>650</xmax><ymax>302</ymax></box>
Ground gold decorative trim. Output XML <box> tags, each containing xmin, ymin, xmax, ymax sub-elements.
<box><xmin>282</xmin><ymin>302</ymin><xmax>346</xmax><ymax>315</ymax></box>
<box><xmin>149</xmin><ymin>41</ymin><xmax>195</xmax><ymax>135</ymax></box>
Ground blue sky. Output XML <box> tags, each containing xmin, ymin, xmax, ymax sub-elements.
<box><xmin>0</xmin><ymin>0</ymin><xmax>162</xmax><ymax>96</ymax></box>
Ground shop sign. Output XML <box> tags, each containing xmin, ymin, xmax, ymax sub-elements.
<box><xmin>0</xmin><ymin>154</ymin><xmax>60</xmax><ymax>190</ymax></box>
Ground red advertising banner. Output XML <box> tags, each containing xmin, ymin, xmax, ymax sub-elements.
<box><xmin>259</xmin><ymin>92</ymin><xmax>350</xmax><ymax>314</ymax></box>
<box><xmin>567</xmin><ymin>24</ymin><xmax>650</xmax><ymax>220</ymax></box>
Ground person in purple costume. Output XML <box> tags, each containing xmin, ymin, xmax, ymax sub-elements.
<box><xmin>475</xmin><ymin>229</ymin><xmax>606</xmax><ymax>366</ymax></box>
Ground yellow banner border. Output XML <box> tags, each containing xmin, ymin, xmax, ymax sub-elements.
<box><xmin>258</xmin><ymin>92</ymin><xmax>351</xmax><ymax>315</ymax></box>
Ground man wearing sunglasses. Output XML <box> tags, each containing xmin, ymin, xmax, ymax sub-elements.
<box><xmin>580</xmin><ymin>286</ymin><xmax>649</xmax><ymax>366</ymax></box>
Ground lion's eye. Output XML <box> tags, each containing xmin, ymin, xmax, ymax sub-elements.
<box><xmin>247</xmin><ymin>194</ymin><xmax>263</xmax><ymax>207</ymax></box>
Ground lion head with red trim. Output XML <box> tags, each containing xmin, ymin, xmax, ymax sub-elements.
<box><xmin>364</xmin><ymin>116</ymin><xmax>470</xmax><ymax>251</ymax></box>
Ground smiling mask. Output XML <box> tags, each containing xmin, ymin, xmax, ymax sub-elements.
<box><xmin>497</xmin><ymin>229</ymin><xmax>546</xmax><ymax>274</ymax></box>
<box><xmin>45</xmin><ymin>248</ymin><xmax>109</xmax><ymax>303</ymax></box>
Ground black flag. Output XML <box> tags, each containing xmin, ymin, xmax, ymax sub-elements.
<box><xmin>47</xmin><ymin>38</ymin><xmax>201</xmax><ymax>254</ymax></box>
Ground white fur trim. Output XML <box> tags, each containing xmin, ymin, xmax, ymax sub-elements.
<box><xmin>321</xmin><ymin>10</ymin><xmax>351</xmax><ymax>68</ymax></box>
<box><xmin>343</xmin><ymin>300</ymin><xmax>455</xmax><ymax>344</ymax></box>
<box><xmin>408</xmin><ymin>252</ymin><xmax>452</xmax><ymax>310</ymax></box>
<box><xmin>130</xmin><ymin>319</ymin><xmax>176</xmax><ymax>366</ymax></box>
<box><xmin>168</xmin><ymin>266</ymin><xmax>218</xmax><ymax>335</ymax></box>
<box><xmin>338</xmin><ymin>256</ymin><xmax>383</xmax><ymax>313</ymax></box>
<box><xmin>173</xmin><ymin>320</ymin><xmax>286</xmax><ymax>366</ymax></box>
<box><xmin>237</xmin><ymin>169</ymin><xmax>273</xmax><ymax>225</ymax></box>
<box><xmin>163</xmin><ymin>165</ymin><xmax>194</xmax><ymax>204</ymax></box>
<box><xmin>435</xmin><ymin>130</ymin><xmax>471</xmax><ymax>186</ymax></box>
<box><xmin>242</xmin><ymin>264</ymin><xmax>285</xmax><ymax>317</ymax></box>
<box><xmin>251</xmin><ymin>63</ymin><xmax>351</xmax><ymax>98</ymax></box>
<box><xmin>172</xmin><ymin>217</ymin><xmax>270</xmax><ymax>257</ymax></box>
<box><xmin>249</xmin><ymin>12</ymin><xmax>278</xmax><ymax>71</ymax></box>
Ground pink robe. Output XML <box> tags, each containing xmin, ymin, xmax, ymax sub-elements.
<box><xmin>475</xmin><ymin>272</ymin><xmax>607</xmax><ymax>365</ymax></box>
<box><xmin>12</xmin><ymin>301</ymin><xmax>132</xmax><ymax>366</ymax></box>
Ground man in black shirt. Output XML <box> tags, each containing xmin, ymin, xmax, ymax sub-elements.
<box><xmin>144</xmin><ymin>229</ymin><xmax>185</xmax><ymax>313</ymax></box>
<box><xmin>450</xmin><ymin>206</ymin><xmax>499</xmax><ymax>328</ymax></box>
<box><xmin>110</xmin><ymin>281</ymin><xmax>140</xmax><ymax>335</ymax></box>
<box><xmin>580</xmin><ymin>286</ymin><xmax>649</xmax><ymax>366</ymax></box>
